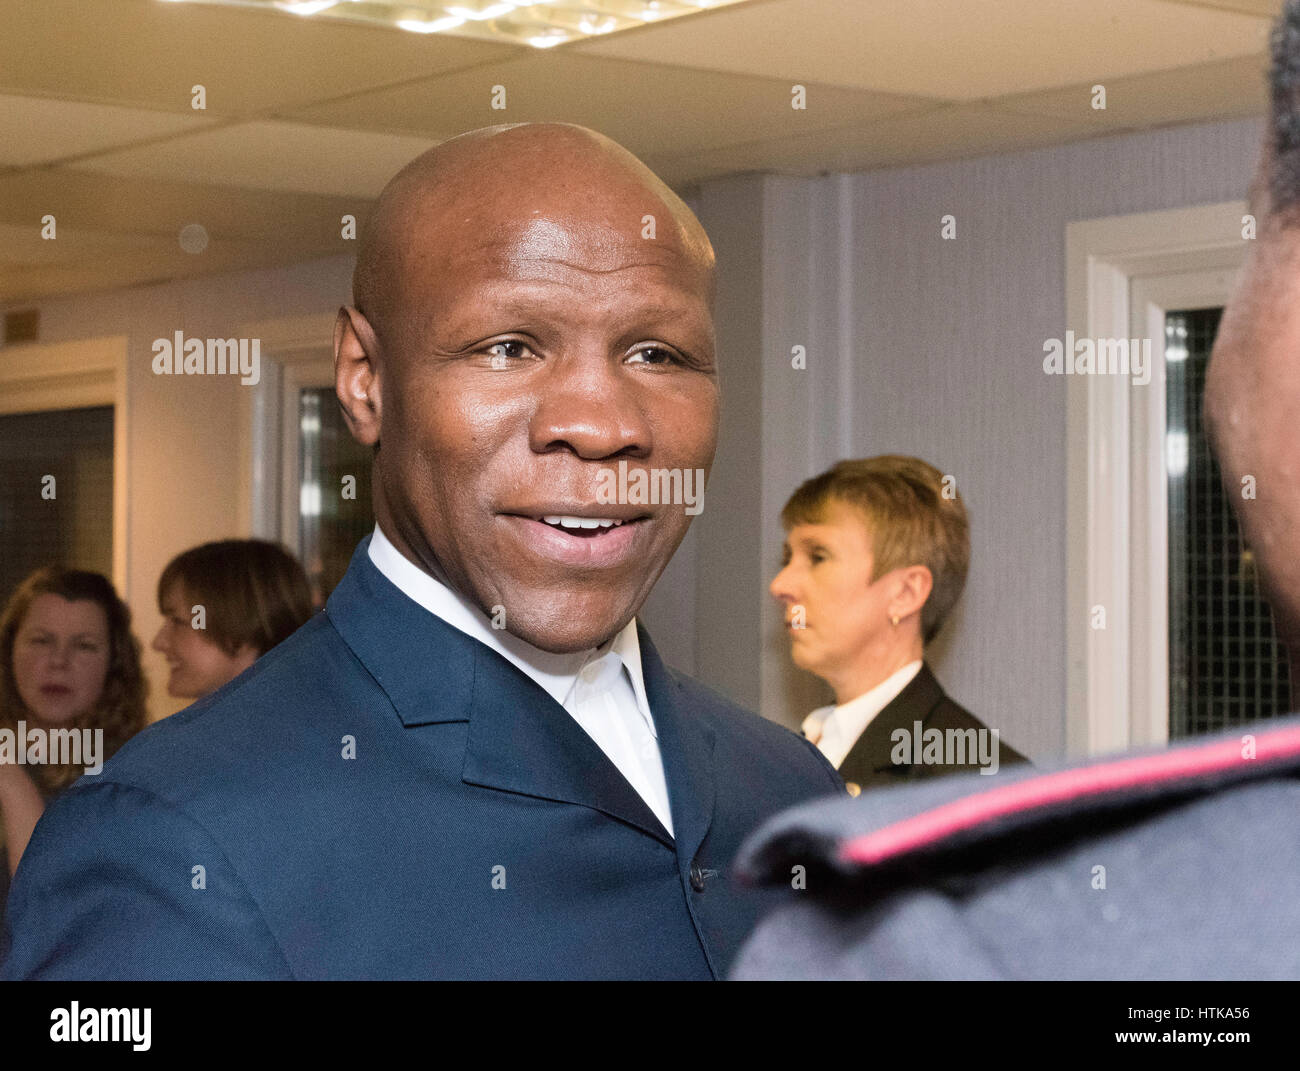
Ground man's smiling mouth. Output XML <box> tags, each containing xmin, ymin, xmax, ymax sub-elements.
<box><xmin>539</xmin><ymin>514</ymin><xmax>629</xmax><ymax>536</ymax></box>
<box><xmin>498</xmin><ymin>509</ymin><xmax>654</xmax><ymax>565</ymax></box>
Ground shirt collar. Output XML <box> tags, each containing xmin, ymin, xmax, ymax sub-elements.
<box><xmin>801</xmin><ymin>660</ymin><xmax>924</xmax><ymax>758</ymax></box>
<box><xmin>367</xmin><ymin>525</ymin><xmax>654</xmax><ymax>735</ymax></box>
<box><xmin>831</xmin><ymin>659</ymin><xmax>924</xmax><ymax>733</ymax></box>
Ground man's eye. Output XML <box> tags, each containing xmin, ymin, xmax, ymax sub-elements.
<box><xmin>626</xmin><ymin>347</ymin><xmax>678</xmax><ymax>366</ymax></box>
<box><xmin>486</xmin><ymin>341</ymin><xmax>530</xmax><ymax>363</ymax></box>
<box><xmin>810</xmin><ymin>553</ymin><xmax>826</xmax><ymax>565</ymax></box>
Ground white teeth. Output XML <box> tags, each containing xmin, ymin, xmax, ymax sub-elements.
<box><xmin>541</xmin><ymin>515</ymin><xmax>625</xmax><ymax>530</ymax></box>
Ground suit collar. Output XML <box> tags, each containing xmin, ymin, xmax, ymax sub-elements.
<box><xmin>366</xmin><ymin>523</ymin><xmax>654</xmax><ymax>729</ymax></box>
<box><xmin>326</xmin><ymin>538</ymin><xmax>704</xmax><ymax>850</ymax></box>
<box><xmin>803</xmin><ymin>659</ymin><xmax>923</xmax><ymax>768</ymax></box>
<box><xmin>837</xmin><ymin>662</ymin><xmax>947</xmax><ymax>783</ymax></box>
<box><xmin>635</xmin><ymin>621</ymin><xmax>715</xmax><ymax>865</ymax></box>
<box><xmin>326</xmin><ymin>535</ymin><xmax>475</xmax><ymax>727</ymax></box>
<box><xmin>461</xmin><ymin>642</ymin><xmax>675</xmax><ymax>848</ymax></box>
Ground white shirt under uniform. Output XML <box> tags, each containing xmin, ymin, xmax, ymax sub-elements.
<box><xmin>367</xmin><ymin>525</ymin><xmax>675</xmax><ymax>838</ymax></box>
<box><xmin>801</xmin><ymin>659</ymin><xmax>923</xmax><ymax>770</ymax></box>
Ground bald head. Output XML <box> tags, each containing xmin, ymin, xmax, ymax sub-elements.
<box><xmin>353</xmin><ymin>123</ymin><xmax>715</xmax><ymax>353</ymax></box>
<box><xmin>334</xmin><ymin>121</ymin><xmax>720</xmax><ymax>653</ymax></box>
<box><xmin>1206</xmin><ymin>0</ymin><xmax>1300</xmax><ymax>685</ymax></box>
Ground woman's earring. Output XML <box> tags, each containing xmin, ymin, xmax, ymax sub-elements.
<box><xmin>889</xmin><ymin>614</ymin><xmax>900</xmax><ymax>626</ymax></box>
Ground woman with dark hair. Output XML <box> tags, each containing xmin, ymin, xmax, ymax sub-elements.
<box><xmin>0</xmin><ymin>567</ymin><xmax>148</xmax><ymax>891</ymax></box>
<box><xmin>151</xmin><ymin>539</ymin><xmax>313</xmax><ymax>700</ymax></box>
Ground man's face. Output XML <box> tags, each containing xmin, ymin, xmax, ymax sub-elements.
<box><xmin>373</xmin><ymin>209</ymin><xmax>718</xmax><ymax>653</ymax></box>
<box><xmin>1204</xmin><ymin>149</ymin><xmax>1300</xmax><ymax>657</ymax></box>
<box><xmin>770</xmin><ymin>501</ymin><xmax>897</xmax><ymax>681</ymax></box>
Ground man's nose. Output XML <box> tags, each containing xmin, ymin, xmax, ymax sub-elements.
<box><xmin>528</xmin><ymin>354</ymin><xmax>653</xmax><ymax>459</ymax></box>
<box><xmin>151</xmin><ymin>626</ymin><xmax>168</xmax><ymax>654</ymax></box>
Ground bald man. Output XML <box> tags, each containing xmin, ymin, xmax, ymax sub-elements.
<box><xmin>1205</xmin><ymin>4</ymin><xmax>1300</xmax><ymax>687</ymax></box>
<box><xmin>1</xmin><ymin>124</ymin><xmax>842</xmax><ymax>981</ymax></box>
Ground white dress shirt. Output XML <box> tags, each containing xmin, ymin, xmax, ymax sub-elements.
<box><xmin>367</xmin><ymin>525</ymin><xmax>675</xmax><ymax>837</ymax></box>
<box><xmin>801</xmin><ymin>660</ymin><xmax>923</xmax><ymax>770</ymax></box>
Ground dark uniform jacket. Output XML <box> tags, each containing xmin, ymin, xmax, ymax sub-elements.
<box><xmin>2</xmin><ymin>537</ymin><xmax>843</xmax><ymax>980</ymax></box>
<box><xmin>730</xmin><ymin>715</ymin><xmax>1300</xmax><ymax>979</ymax></box>
<box><xmin>834</xmin><ymin>663</ymin><xmax>1027</xmax><ymax>794</ymax></box>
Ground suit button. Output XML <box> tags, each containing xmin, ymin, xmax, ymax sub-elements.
<box><xmin>689</xmin><ymin>862</ymin><xmax>706</xmax><ymax>892</ymax></box>
<box><xmin>845</xmin><ymin>781</ymin><xmax>861</xmax><ymax>797</ymax></box>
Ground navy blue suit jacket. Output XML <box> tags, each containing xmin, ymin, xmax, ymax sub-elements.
<box><xmin>2</xmin><ymin>539</ymin><xmax>842</xmax><ymax>979</ymax></box>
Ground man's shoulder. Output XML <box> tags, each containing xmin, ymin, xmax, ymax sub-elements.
<box><xmin>89</xmin><ymin>612</ymin><xmax>365</xmax><ymax>804</ymax></box>
<box><xmin>664</xmin><ymin>667</ymin><xmax>842</xmax><ymax>788</ymax></box>
<box><xmin>668</xmin><ymin>667</ymin><xmax>797</xmax><ymax>744</ymax></box>
<box><xmin>731</xmin><ymin>715</ymin><xmax>1300</xmax><ymax>978</ymax></box>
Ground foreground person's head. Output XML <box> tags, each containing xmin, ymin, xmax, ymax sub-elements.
<box><xmin>770</xmin><ymin>456</ymin><xmax>969</xmax><ymax>704</ymax></box>
<box><xmin>0</xmin><ymin>567</ymin><xmax>147</xmax><ymax>793</ymax></box>
<box><xmin>1205</xmin><ymin>0</ymin><xmax>1300</xmax><ymax>677</ymax></box>
<box><xmin>336</xmin><ymin>123</ymin><xmax>718</xmax><ymax>654</ymax></box>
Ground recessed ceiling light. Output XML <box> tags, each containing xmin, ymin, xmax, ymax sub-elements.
<box><xmin>159</xmin><ymin>0</ymin><xmax>751</xmax><ymax>48</ymax></box>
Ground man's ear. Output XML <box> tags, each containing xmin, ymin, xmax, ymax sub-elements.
<box><xmin>335</xmin><ymin>306</ymin><xmax>383</xmax><ymax>447</ymax></box>
<box><xmin>889</xmin><ymin>565</ymin><xmax>933</xmax><ymax>622</ymax></box>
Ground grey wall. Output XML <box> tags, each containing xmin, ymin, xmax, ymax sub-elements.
<box><xmin>677</xmin><ymin>116</ymin><xmax>1266</xmax><ymax>760</ymax></box>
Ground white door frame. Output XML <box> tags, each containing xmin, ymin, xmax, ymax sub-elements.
<box><xmin>1065</xmin><ymin>202</ymin><xmax>1248</xmax><ymax>757</ymax></box>
<box><xmin>237</xmin><ymin>312</ymin><xmax>337</xmax><ymax>549</ymax></box>
<box><xmin>0</xmin><ymin>336</ymin><xmax>130</xmax><ymax>592</ymax></box>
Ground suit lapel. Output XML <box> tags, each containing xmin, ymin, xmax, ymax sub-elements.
<box><xmin>838</xmin><ymin>663</ymin><xmax>945</xmax><ymax>786</ymax></box>
<box><xmin>636</xmin><ymin>622</ymin><xmax>715</xmax><ymax>868</ymax></box>
<box><xmin>461</xmin><ymin>643</ymin><xmax>674</xmax><ymax>848</ymax></box>
<box><xmin>327</xmin><ymin>537</ymin><xmax>674</xmax><ymax>847</ymax></box>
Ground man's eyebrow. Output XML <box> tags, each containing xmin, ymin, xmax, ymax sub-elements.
<box><xmin>438</xmin><ymin>297</ymin><xmax>708</xmax><ymax>342</ymax></box>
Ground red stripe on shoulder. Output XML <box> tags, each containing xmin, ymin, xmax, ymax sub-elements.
<box><xmin>838</xmin><ymin>723</ymin><xmax>1300</xmax><ymax>867</ymax></box>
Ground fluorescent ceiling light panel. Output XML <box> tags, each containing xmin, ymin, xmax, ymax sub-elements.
<box><xmin>160</xmin><ymin>0</ymin><xmax>751</xmax><ymax>47</ymax></box>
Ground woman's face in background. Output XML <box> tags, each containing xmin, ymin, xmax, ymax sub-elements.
<box><xmin>12</xmin><ymin>593</ymin><xmax>112</xmax><ymax>726</ymax></box>
<box><xmin>770</xmin><ymin>500</ymin><xmax>897</xmax><ymax>683</ymax></box>
<box><xmin>151</xmin><ymin>582</ymin><xmax>254</xmax><ymax>699</ymax></box>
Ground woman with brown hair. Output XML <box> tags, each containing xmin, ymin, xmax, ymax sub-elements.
<box><xmin>151</xmin><ymin>539</ymin><xmax>313</xmax><ymax>700</ymax></box>
<box><xmin>0</xmin><ymin>567</ymin><xmax>148</xmax><ymax>890</ymax></box>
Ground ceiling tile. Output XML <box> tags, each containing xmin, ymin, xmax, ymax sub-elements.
<box><xmin>0</xmin><ymin>168</ymin><xmax>364</xmax><ymax>247</ymax></box>
<box><xmin>69</xmin><ymin>121</ymin><xmax>437</xmax><ymax>198</ymax></box>
<box><xmin>994</xmin><ymin>54</ymin><xmax>1269</xmax><ymax>127</ymax></box>
<box><xmin>0</xmin><ymin>235</ymin><xmax>328</xmax><ymax>304</ymax></box>
<box><xmin>288</xmin><ymin>52</ymin><xmax>931</xmax><ymax>156</ymax></box>
<box><xmin>0</xmin><ymin>95</ymin><xmax>214</xmax><ymax>167</ymax></box>
<box><xmin>1162</xmin><ymin>0</ymin><xmax>1282</xmax><ymax>16</ymax></box>
<box><xmin>576</xmin><ymin>0</ymin><xmax>1272</xmax><ymax>100</ymax></box>
<box><xmin>0</xmin><ymin>0</ymin><xmax>520</xmax><ymax>116</ymax></box>
<box><xmin>0</xmin><ymin>222</ymin><xmax>169</xmax><ymax>267</ymax></box>
<box><xmin>643</xmin><ymin>104</ymin><xmax>1116</xmax><ymax>183</ymax></box>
